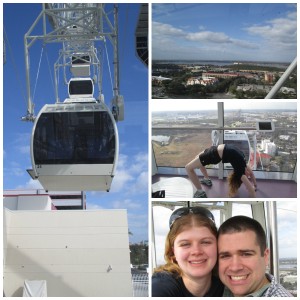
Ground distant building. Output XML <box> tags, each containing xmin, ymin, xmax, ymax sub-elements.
<box><xmin>236</xmin><ymin>84</ymin><xmax>272</xmax><ymax>93</ymax></box>
<box><xmin>280</xmin><ymin>87</ymin><xmax>296</xmax><ymax>95</ymax></box>
<box><xmin>258</xmin><ymin>152</ymin><xmax>272</xmax><ymax>167</ymax></box>
<box><xmin>4</xmin><ymin>189</ymin><xmax>86</xmax><ymax>210</ymax></box>
<box><xmin>265</xmin><ymin>142</ymin><xmax>277</xmax><ymax>156</ymax></box>
<box><xmin>152</xmin><ymin>76</ymin><xmax>172</xmax><ymax>86</ymax></box>
<box><xmin>261</xmin><ymin>140</ymin><xmax>276</xmax><ymax>156</ymax></box>
<box><xmin>279</xmin><ymin>135</ymin><xmax>290</xmax><ymax>141</ymax></box>
<box><xmin>186</xmin><ymin>76</ymin><xmax>218</xmax><ymax>86</ymax></box>
<box><xmin>264</xmin><ymin>72</ymin><xmax>274</xmax><ymax>83</ymax></box>
<box><xmin>186</xmin><ymin>77</ymin><xmax>201</xmax><ymax>85</ymax></box>
<box><xmin>283</xmin><ymin>275</ymin><xmax>297</xmax><ymax>284</ymax></box>
<box><xmin>251</xmin><ymin>152</ymin><xmax>272</xmax><ymax>168</ymax></box>
<box><xmin>203</xmin><ymin>72</ymin><xmax>255</xmax><ymax>80</ymax></box>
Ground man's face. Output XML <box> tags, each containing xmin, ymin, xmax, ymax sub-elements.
<box><xmin>218</xmin><ymin>230</ymin><xmax>269</xmax><ymax>296</ymax></box>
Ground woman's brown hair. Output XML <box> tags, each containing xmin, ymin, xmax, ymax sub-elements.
<box><xmin>227</xmin><ymin>172</ymin><xmax>242</xmax><ymax>197</ymax></box>
<box><xmin>153</xmin><ymin>212</ymin><xmax>217</xmax><ymax>277</ymax></box>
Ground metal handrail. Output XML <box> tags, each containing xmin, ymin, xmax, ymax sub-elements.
<box><xmin>265</xmin><ymin>57</ymin><xmax>297</xmax><ymax>99</ymax></box>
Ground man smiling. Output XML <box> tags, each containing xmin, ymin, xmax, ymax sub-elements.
<box><xmin>218</xmin><ymin>216</ymin><xmax>292</xmax><ymax>297</ymax></box>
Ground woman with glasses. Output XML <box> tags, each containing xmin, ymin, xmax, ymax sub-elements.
<box><xmin>185</xmin><ymin>144</ymin><xmax>257</xmax><ymax>198</ymax></box>
<box><xmin>152</xmin><ymin>207</ymin><xmax>224</xmax><ymax>297</ymax></box>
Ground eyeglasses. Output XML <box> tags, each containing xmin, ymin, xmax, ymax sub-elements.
<box><xmin>169</xmin><ymin>206</ymin><xmax>215</xmax><ymax>228</ymax></box>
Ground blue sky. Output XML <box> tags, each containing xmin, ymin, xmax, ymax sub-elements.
<box><xmin>3</xmin><ymin>4</ymin><xmax>148</xmax><ymax>244</ymax></box>
<box><xmin>152</xmin><ymin>3</ymin><xmax>297</xmax><ymax>62</ymax></box>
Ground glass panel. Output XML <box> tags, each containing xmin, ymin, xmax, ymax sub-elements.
<box><xmin>232</xmin><ymin>203</ymin><xmax>253</xmax><ymax>218</ymax></box>
<box><xmin>152</xmin><ymin>102</ymin><xmax>297</xmax><ymax>174</ymax></box>
<box><xmin>277</xmin><ymin>201</ymin><xmax>297</xmax><ymax>296</ymax></box>
<box><xmin>34</xmin><ymin>111</ymin><xmax>115</xmax><ymax>164</ymax></box>
<box><xmin>152</xmin><ymin>109</ymin><xmax>218</xmax><ymax>168</ymax></box>
<box><xmin>69</xmin><ymin>79</ymin><xmax>93</xmax><ymax>95</ymax></box>
<box><xmin>72</xmin><ymin>55</ymin><xmax>91</xmax><ymax>64</ymax></box>
<box><xmin>224</xmin><ymin>103</ymin><xmax>297</xmax><ymax>173</ymax></box>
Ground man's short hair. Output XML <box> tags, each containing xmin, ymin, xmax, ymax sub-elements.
<box><xmin>218</xmin><ymin>215</ymin><xmax>267</xmax><ymax>255</ymax></box>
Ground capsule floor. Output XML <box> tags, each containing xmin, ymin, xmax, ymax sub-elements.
<box><xmin>152</xmin><ymin>175</ymin><xmax>297</xmax><ymax>198</ymax></box>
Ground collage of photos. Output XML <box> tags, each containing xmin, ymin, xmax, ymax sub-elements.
<box><xmin>2</xmin><ymin>2</ymin><xmax>297</xmax><ymax>298</ymax></box>
<box><xmin>151</xmin><ymin>2</ymin><xmax>297</xmax><ymax>299</ymax></box>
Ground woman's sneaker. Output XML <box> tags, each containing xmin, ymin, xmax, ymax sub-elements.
<box><xmin>200</xmin><ymin>178</ymin><xmax>212</xmax><ymax>186</ymax></box>
<box><xmin>194</xmin><ymin>190</ymin><xmax>207</xmax><ymax>198</ymax></box>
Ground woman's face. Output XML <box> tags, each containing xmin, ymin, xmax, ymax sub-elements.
<box><xmin>173</xmin><ymin>226</ymin><xmax>217</xmax><ymax>280</ymax></box>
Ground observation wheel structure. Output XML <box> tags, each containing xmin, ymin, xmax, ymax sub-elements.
<box><xmin>24</xmin><ymin>4</ymin><xmax>124</xmax><ymax>191</ymax></box>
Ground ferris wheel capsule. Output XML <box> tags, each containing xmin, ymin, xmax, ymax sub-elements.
<box><xmin>27</xmin><ymin>101</ymin><xmax>118</xmax><ymax>191</ymax></box>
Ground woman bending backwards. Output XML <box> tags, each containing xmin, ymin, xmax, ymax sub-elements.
<box><xmin>185</xmin><ymin>144</ymin><xmax>257</xmax><ymax>198</ymax></box>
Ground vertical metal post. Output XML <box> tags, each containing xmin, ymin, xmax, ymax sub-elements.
<box><xmin>24</xmin><ymin>36</ymin><xmax>33</xmax><ymax>117</ymax></box>
<box><xmin>113</xmin><ymin>4</ymin><xmax>120</xmax><ymax>98</ymax></box>
<box><xmin>265</xmin><ymin>201</ymin><xmax>280</xmax><ymax>281</ymax></box>
<box><xmin>151</xmin><ymin>206</ymin><xmax>157</xmax><ymax>270</ymax></box>
<box><xmin>253</xmin><ymin>133</ymin><xmax>257</xmax><ymax>170</ymax></box>
<box><xmin>218</xmin><ymin>102</ymin><xmax>224</xmax><ymax>179</ymax></box>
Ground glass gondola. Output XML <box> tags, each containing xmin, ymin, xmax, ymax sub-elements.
<box><xmin>223</xmin><ymin>130</ymin><xmax>251</xmax><ymax>163</ymax></box>
<box><xmin>28</xmin><ymin>101</ymin><xmax>118</xmax><ymax>191</ymax></box>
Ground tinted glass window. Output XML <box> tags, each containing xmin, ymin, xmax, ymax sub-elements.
<box><xmin>69</xmin><ymin>80</ymin><xmax>93</xmax><ymax>95</ymax></box>
<box><xmin>34</xmin><ymin>111</ymin><xmax>115</xmax><ymax>164</ymax></box>
<box><xmin>72</xmin><ymin>55</ymin><xmax>91</xmax><ymax>64</ymax></box>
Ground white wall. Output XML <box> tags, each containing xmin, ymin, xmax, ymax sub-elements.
<box><xmin>3</xmin><ymin>194</ymin><xmax>52</xmax><ymax>210</ymax></box>
<box><xmin>3</xmin><ymin>209</ymin><xmax>133</xmax><ymax>297</ymax></box>
<box><xmin>3</xmin><ymin>196</ymin><xmax>18</xmax><ymax>210</ymax></box>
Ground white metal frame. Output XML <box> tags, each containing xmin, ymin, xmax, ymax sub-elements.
<box><xmin>23</xmin><ymin>3</ymin><xmax>123</xmax><ymax>121</ymax></box>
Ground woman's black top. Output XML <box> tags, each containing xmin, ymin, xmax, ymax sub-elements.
<box><xmin>222</xmin><ymin>144</ymin><xmax>247</xmax><ymax>179</ymax></box>
<box><xmin>152</xmin><ymin>271</ymin><xmax>224</xmax><ymax>297</ymax></box>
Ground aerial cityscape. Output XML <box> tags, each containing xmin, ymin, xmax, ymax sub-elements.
<box><xmin>152</xmin><ymin>61</ymin><xmax>297</xmax><ymax>99</ymax></box>
<box><xmin>152</xmin><ymin>108</ymin><xmax>297</xmax><ymax>173</ymax></box>
<box><xmin>279</xmin><ymin>258</ymin><xmax>297</xmax><ymax>296</ymax></box>
<box><xmin>152</xmin><ymin>3</ymin><xmax>296</xmax><ymax>99</ymax></box>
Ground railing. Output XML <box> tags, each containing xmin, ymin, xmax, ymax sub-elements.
<box><xmin>132</xmin><ymin>272</ymin><xmax>148</xmax><ymax>297</ymax></box>
<box><xmin>265</xmin><ymin>57</ymin><xmax>297</xmax><ymax>99</ymax></box>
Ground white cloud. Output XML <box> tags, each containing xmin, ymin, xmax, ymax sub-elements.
<box><xmin>186</xmin><ymin>31</ymin><xmax>258</xmax><ymax>50</ymax></box>
<box><xmin>19</xmin><ymin>145</ymin><xmax>30</xmax><ymax>155</ymax></box>
<box><xmin>110</xmin><ymin>169</ymin><xmax>134</xmax><ymax>192</ymax></box>
<box><xmin>186</xmin><ymin>31</ymin><xmax>231</xmax><ymax>44</ymax></box>
<box><xmin>112</xmin><ymin>198</ymin><xmax>141</xmax><ymax>209</ymax></box>
<box><xmin>276</xmin><ymin>201</ymin><xmax>297</xmax><ymax>258</ymax></box>
<box><xmin>153</xmin><ymin>21</ymin><xmax>259</xmax><ymax>60</ymax></box>
<box><xmin>16</xmin><ymin>178</ymin><xmax>43</xmax><ymax>190</ymax></box>
<box><xmin>110</xmin><ymin>151</ymin><xmax>148</xmax><ymax>195</ymax></box>
<box><xmin>152</xmin><ymin>7</ymin><xmax>296</xmax><ymax>62</ymax></box>
<box><xmin>86</xmin><ymin>203</ymin><xmax>105</xmax><ymax>210</ymax></box>
<box><xmin>153</xmin><ymin>21</ymin><xmax>185</xmax><ymax>38</ymax></box>
<box><xmin>231</xmin><ymin>38</ymin><xmax>258</xmax><ymax>49</ymax></box>
<box><xmin>6</xmin><ymin>132</ymin><xmax>31</xmax><ymax>157</ymax></box>
<box><xmin>4</xmin><ymin>161</ymin><xmax>26</xmax><ymax>177</ymax></box>
<box><xmin>245</xmin><ymin>11</ymin><xmax>296</xmax><ymax>49</ymax></box>
<box><xmin>129</xmin><ymin>152</ymin><xmax>148</xmax><ymax>173</ymax></box>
